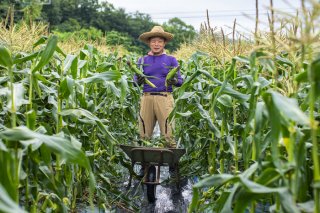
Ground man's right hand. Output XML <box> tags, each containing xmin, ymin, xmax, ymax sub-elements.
<box><xmin>137</xmin><ymin>75</ymin><xmax>145</xmax><ymax>86</ymax></box>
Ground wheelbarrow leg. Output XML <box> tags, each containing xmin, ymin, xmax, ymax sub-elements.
<box><xmin>170</xmin><ymin>164</ymin><xmax>181</xmax><ymax>189</ymax></box>
<box><xmin>127</xmin><ymin>174</ymin><xmax>132</xmax><ymax>190</ymax></box>
<box><xmin>176</xmin><ymin>164</ymin><xmax>181</xmax><ymax>190</ymax></box>
<box><xmin>146</xmin><ymin>165</ymin><xmax>157</xmax><ymax>202</ymax></box>
<box><xmin>126</xmin><ymin>160</ymin><xmax>134</xmax><ymax>190</ymax></box>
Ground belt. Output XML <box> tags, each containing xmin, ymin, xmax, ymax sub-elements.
<box><xmin>144</xmin><ymin>92</ymin><xmax>169</xmax><ymax>97</ymax></box>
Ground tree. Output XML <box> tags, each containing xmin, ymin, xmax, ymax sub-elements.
<box><xmin>163</xmin><ymin>17</ymin><xmax>197</xmax><ymax>51</ymax></box>
<box><xmin>55</xmin><ymin>18</ymin><xmax>81</xmax><ymax>32</ymax></box>
<box><xmin>127</xmin><ymin>12</ymin><xmax>157</xmax><ymax>53</ymax></box>
<box><xmin>77</xmin><ymin>0</ymin><xmax>100</xmax><ymax>28</ymax></box>
<box><xmin>41</xmin><ymin>0</ymin><xmax>62</xmax><ymax>26</ymax></box>
<box><xmin>23</xmin><ymin>0</ymin><xmax>42</xmax><ymax>25</ymax></box>
<box><xmin>106</xmin><ymin>30</ymin><xmax>132</xmax><ymax>46</ymax></box>
<box><xmin>0</xmin><ymin>0</ymin><xmax>25</xmax><ymax>25</ymax></box>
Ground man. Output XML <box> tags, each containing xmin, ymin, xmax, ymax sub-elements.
<box><xmin>135</xmin><ymin>26</ymin><xmax>183</xmax><ymax>148</ymax></box>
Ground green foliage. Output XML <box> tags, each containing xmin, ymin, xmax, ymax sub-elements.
<box><xmin>54</xmin><ymin>27</ymin><xmax>104</xmax><ymax>43</ymax></box>
<box><xmin>0</xmin><ymin>184</ymin><xmax>26</xmax><ymax>213</ymax></box>
<box><xmin>169</xmin><ymin>49</ymin><xmax>318</xmax><ymax>212</ymax></box>
<box><xmin>22</xmin><ymin>0</ymin><xmax>43</xmax><ymax>24</ymax></box>
<box><xmin>163</xmin><ymin>18</ymin><xmax>197</xmax><ymax>51</ymax></box>
<box><xmin>0</xmin><ymin>1</ymin><xmax>24</xmax><ymax>22</ymax></box>
<box><xmin>0</xmin><ymin>46</ymin><xmax>13</xmax><ymax>68</ymax></box>
<box><xmin>55</xmin><ymin>18</ymin><xmax>81</xmax><ymax>32</ymax></box>
<box><xmin>106</xmin><ymin>30</ymin><xmax>132</xmax><ymax>48</ymax></box>
<box><xmin>32</xmin><ymin>35</ymin><xmax>58</xmax><ymax>72</ymax></box>
<box><xmin>0</xmin><ymin>36</ymin><xmax>145</xmax><ymax>211</ymax></box>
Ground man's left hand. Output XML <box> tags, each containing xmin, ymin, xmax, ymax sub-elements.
<box><xmin>166</xmin><ymin>78</ymin><xmax>178</xmax><ymax>86</ymax></box>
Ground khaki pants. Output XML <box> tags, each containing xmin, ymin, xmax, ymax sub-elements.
<box><xmin>139</xmin><ymin>92</ymin><xmax>176</xmax><ymax>147</ymax></box>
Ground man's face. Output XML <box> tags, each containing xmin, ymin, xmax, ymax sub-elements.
<box><xmin>149</xmin><ymin>37</ymin><xmax>166</xmax><ymax>55</ymax></box>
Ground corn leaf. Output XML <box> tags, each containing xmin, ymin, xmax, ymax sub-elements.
<box><xmin>0</xmin><ymin>46</ymin><xmax>13</xmax><ymax>68</ymax></box>
<box><xmin>0</xmin><ymin>184</ymin><xmax>27</xmax><ymax>213</ymax></box>
<box><xmin>266</xmin><ymin>91</ymin><xmax>310</xmax><ymax>126</ymax></box>
<box><xmin>13</xmin><ymin>52</ymin><xmax>38</xmax><ymax>65</ymax></box>
<box><xmin>32</xmin><ymin>35</ymin><xmax>58</xmax><ymax>73</ymax></box>
<box><xmin>0</xmin><ymin>126</ymin><xmax>92</xmax><ymax>170</ymax></box>
<box><xmin>79</xmin><ymin>70</ymin><xmax>121</xmax><ymax>84</ymax></box>
<box><xmin>63</xmin><ymin>54</ymin><xmax>77</xmax><ymax>75</ymax></box>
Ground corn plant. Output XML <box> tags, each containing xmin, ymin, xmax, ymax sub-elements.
<box><xmin>0</xmin><ymin>32</ymin><xmax>144</xmax><ymax>212</ymax></box>
<box><xmin>171</xmin><ymin>8</ymin><xmax>319</xmax><ymax>213</ymax></box>
<box><xmin>173</xmin><ymin>49</ymin><xmax>316</xmax><ymax>213</ymax></box>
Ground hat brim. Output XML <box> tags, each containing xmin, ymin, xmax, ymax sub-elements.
<box><xmin>139</xmin><ymin>32</ymin><xmax>173</xmax><ymax>44</ymax></box>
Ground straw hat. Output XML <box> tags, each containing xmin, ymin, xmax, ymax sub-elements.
<box><xmin>139</xmin><ymin>26</ymin><xmax>174</xmax><ymax>44</ymax></box>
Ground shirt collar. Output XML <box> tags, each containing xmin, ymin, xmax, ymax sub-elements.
<box><xmin>147</xmin><ymin>50</ymin><xmax>166</xmax><ymax>56</ymax></box>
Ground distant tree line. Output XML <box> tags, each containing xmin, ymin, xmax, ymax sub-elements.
<box><xmin>0</xmin><ymin>0</ymin><xmax>197</xmax><ymax>53</ymax></box>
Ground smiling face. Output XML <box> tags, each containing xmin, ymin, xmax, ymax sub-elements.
<box><xmin>148</xmin><ymin>37</ymin><xmax>166</xmax><ymax>55</ymax></box>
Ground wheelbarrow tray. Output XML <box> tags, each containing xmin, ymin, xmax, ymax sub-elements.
<box><xmin>120</xmin><ymin>144</ymin><xmax>185</xmax><ymax>165</ymax></box>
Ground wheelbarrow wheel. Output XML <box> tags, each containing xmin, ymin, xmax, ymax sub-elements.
<box><xmin>146</xmin><ymin>165</ymin><xmax>156</xmax><ymax>202</ymax></box>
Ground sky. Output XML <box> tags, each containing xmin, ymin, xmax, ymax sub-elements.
<box><xmin>104</xmin><ymin>0</ymin><xmax>302</xmax><ymax>36</ymax></box>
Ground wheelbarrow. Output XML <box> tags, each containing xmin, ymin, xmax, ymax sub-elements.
<box><xmin>119</xmin><ymin>144</ymin><xmax>186</xmax><ymax>202</ymax></box>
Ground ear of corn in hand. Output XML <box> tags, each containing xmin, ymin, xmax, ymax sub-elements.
<box><xmin>145</xmin><ymin>79</ymin><xmax>156</xmax><ymax>88</ymax></box>
<box><xmin>127</xmin><ymin>60</ymin><xmax>144</xmax><ymax>75</ymax></box>
<box><xmin>165</xmin><ymin>65</ymin><xmax>180</xmax><ymax>87</ymax></box>
<box><xmin>127</xmin><ymin>60</ymin><xmax>157</xmax><ymax>88</ymax></box>
<box><xmin>166</xmin><ymin>65</ymin><xmax>180</xmax><ymax>80</ymax></box>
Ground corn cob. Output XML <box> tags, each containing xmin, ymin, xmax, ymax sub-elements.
<box><xmin>165</xmin><ymin>65</ymin><xmax>180</xmax><ymax>87</ymax></box>
<box><xmin>127</xmin><ymin>61</ymin><xmax>143</xmax><ymax>75</ymax></box>
<box><xmin>127</xmin><ymin>61</ymin><xmax>156</xmax><ymax>88</ymax></box>
<box><xmin>145</xmin><ymin>79</ymin><xmax>156</xmax><ymax>88</ymax></box>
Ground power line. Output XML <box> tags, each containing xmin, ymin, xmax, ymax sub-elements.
<box><xmin>151</xmin><ymin>11</ymin><xmax>299</xmax><ymax>20</ymax></box>
<box><xmin>143</xmin><ymin>7</ymin><xmax>302</xmax><ymax>15</ymax></box>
